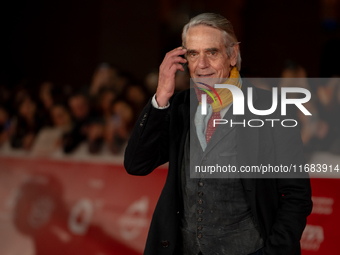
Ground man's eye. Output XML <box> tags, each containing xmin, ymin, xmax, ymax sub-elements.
<box><xmin>210</xmin><ymin>51</ymin><xmax>216</xmax><ymax>55</ymax></box>
<box><xmin>189</xmin><ymin>53</ymin><xmax>197</xmax><ymax>57</ymax></box>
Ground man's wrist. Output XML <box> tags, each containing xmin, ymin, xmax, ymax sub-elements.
<box><xmin>152</xmin><ymin>94</ymin><xmax>170</xmax><ymax>109</ymax></box>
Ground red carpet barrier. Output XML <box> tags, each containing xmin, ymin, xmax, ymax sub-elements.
<box><xmin>0</xmin><ymin>156</ymin><xmax>338</xmax><ymax>254</ymax></box>
<box><xmin>0</xmin><ymin>156</ymin><xmax>167</xmax><ymax>255</ymax></box>
<box><xmin>301</xmin><ymin>178</ymin><xmax>340</xmax><ymax>254</ymax></box>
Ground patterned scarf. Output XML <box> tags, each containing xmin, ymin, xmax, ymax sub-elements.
<box><xmin>194</xmin><ymin>66</ymin><xmax>242</xmax><ymax>111</ymax></box>
<box><xmin>194</xmin><ymin>67</ymin><xmax>242</xmax><ymax>149</ymax></box>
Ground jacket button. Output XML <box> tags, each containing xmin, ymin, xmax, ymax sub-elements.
<box><xmin>197</xmin><ymin>217</ymin><xmax>202</xmax><ymax>222</ymax></box>
<box><xmin>198</xmin><ymin>182</ymin><xmax>204</xmax><ymax>187</ymax></box>
<box><xmin>161</xmin><ymin>240</ymin><xmax>169</xmax><ymax>247</ymax></box>
<box><xmin>197</xmin><ymin>233</ymin><xmax>202</xmax><ymax>238</ymax></box>
<box><xmin>197</xmin><ymin>225</ymin><xmax>203</xmax><ymax>230</ymax></box>
<box><xmin>198</xmin><ymin>192</ymin><xmax>203</xmax><ymax>196</ymax></box>
<box><xmin>198</xmin><ymin>199</ymin><xmax>203</xmax><ymax>204</ymax></box>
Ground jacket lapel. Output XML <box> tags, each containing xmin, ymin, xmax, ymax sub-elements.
<box><xmin>179</xmin><ymin>83</ymin><xmax>259</xmax><ymax>186</ymax></box>
<box><xmin>202</xmin><ymin>105</ymin><xmax>236</xmax><ymax>157</ymax></box>
<box><xmin>201</xmin><ymin>79</ymin><xmax>260</xmax><ymax>173</ymax></box>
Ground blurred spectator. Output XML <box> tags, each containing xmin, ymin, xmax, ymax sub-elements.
<box><xmin>87</xmin><ymin>118</ymin><xmax>106</xmax><ymax>154</ymax></box>
<box><xmin>279</xmin><ymin>60</ymin><xmax>309</xmax><ymax>95</ymax></box>
<box><xmin>105</xmin><ymin>99</ymin><xmax>134</xmax><ymax>154</ymax></box>
<box><xmin>85</xmin><ymin>87</ymin><xmax>117</xmax><ymax>154</ymax></box>
<box><xmin>32</xmin><ymin>104</ymin><xmax>72</xmax><ymax>156</ymax></box>
<box><xmin>69</xmin><ymin>92</ymin><xmax>90</xmax><ymax>120</ymax></box>
<box><xmin>50</xmin><ymin>104</ymin><xmax>72</xmax><ymax>130</ymax></box>
<box><xmin>114</xmin><ymin>71</ymin><xmax>131</xmax><ymax>95</ymax></box>
<box><xmin>144</xmin><ymin>70</ymin><xmax>159</xmax><ymax>95</ymax></box>
<box><xmin>0</xmin><ymin>106</ymin><xmax>11</xmax><ymax>147</ymax></box>
<box><xmin>38</xmin><ymin>81</ymin><xmax>68</xmax><ymax>126</ymax></box>
<box><xmin>249</xmin><ymin>79</ymin><xmax>271</xmax><ymax>91</ymax></box>
<box><xmin>123</xmin><ymin>84</ymin><xmax>148</xmax><ymax>121</ymax></box>
<box><xmin>297</xmin><ymin>100</ymin><xmax>329</xmax><ymax>157</ymax></box>
<box><xmin>315</xmin><ymin>79</ymin><xmax>340</xmax><ymax>153</ymax></box>
<box><xmin>94</xmin><ymin>87</ymin><xmax>117</xmax><ymax>122</ymax></box>
<box><xmin>62</xmin><ymin>93</ymin><xmax>91</xmax><ymax>154</ymax></box>
<box><xmin>281</xmin><ymin>60</ymin><xmax>307</xmax><ymax>79</ymax></box>
<box><xmin>39</xmin><ymin>81</ymin><xmax>54</xmax><ymax>111</ymax></box>
<box><xmin>10</xmin><ymin>95</ymin><xmax>43</xmax><ymax>150</ymax></box>
<box><xmin>90</xmin><ymin>63</ymin><xmax>118</xmax><ymax>96</ymax></box>
<box><xmin>90</xmin><ymin>63</ymin><xmax>131</xmax><ymax>97</ymax></box>
<box><xmin>13</xmin><ymin>87</ymin><xmax>30</xmax><ymax>111</ymax></box>
<box><xmin>0</xmin><ymin>85</ymin><xmax>11</xmax><ymax>109</ymax></box>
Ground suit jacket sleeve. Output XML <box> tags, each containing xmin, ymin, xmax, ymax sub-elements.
<box><xmin>124</xmin><ymin>97</ymin><xmax>171</xmax><ymax>176</ymax></box>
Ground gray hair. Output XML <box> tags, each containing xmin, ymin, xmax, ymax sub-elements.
<box><xmin>182</xmin><ymin>13</ymin><xmax>241</xmax><ymax>71</ymax></box>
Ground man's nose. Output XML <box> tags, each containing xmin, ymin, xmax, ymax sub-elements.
<box><xmin>197</xmin><ymin>54</ymin><xmax>209</xmax><ymax>69</ymax></box>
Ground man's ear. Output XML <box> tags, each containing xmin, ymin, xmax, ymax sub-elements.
<box><xmin>230</xmin><ymin>44</ymin><xmax>239</xmax><ymax>67</ymax></box>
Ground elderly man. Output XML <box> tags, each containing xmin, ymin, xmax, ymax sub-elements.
<box><xmin>124</xmin><ymin>13</ymin><xmax>312</xmax><ymax>255</ymax></box>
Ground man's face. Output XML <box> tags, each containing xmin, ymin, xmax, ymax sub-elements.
<box><xmin>185</xmin><ymin>25</ymin><xmax>237</xmax><ymax>80</ymax></box>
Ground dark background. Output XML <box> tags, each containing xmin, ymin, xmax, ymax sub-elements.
<box><xmin>2</xmin><ymin>0</ymin><xmax>340</xmax><ymax>89</ymax></box>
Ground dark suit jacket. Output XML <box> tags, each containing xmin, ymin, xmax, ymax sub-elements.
<box><xmin>124</xmin><ymin>81</ymin><xmax>313</xmax><ymax>255</ymax></box>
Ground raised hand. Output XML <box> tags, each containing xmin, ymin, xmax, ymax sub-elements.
<box><xmin>156</xmin><ymin>47</ymin><xmax>187</xmax><ymax>106</ymax></box>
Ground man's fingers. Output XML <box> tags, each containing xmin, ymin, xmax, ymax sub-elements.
<box><xmin>170</xmin><ymin>63</ymin><xmax>185</xmax><ymax>73</ymax></box>
<box><xmin>165</xmin><ymin>47</ymin><xmax>187</xmax><ymax>60</ymax></box>
<box><xmin>173</xmin><ymin>57</ymin><xmax>187</xmax><ymax>64</ymax></box>
<box><xmin>166</xmin><ymin>57</ymin><xmax>186</xmax><ymax>70</ymax></box>
<box><xmin>162</xmin><ymin>57</ymin><xmax>186</xmax><ymax>71</ymax></box>
<box><xmin>160</xmin><ymin>47</ymin><xmax>187</xmax><ymax>71</ymax></box>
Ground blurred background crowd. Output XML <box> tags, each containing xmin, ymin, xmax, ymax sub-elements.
<box><xmin>1</xmin><ymin>0</ymin><xmax>340</xmax><ymax>159</ymax></box>
<box><xmin>0</xmin><ymin>63</ymin><xmax>189</xmax><ymax>156</ymax></box>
